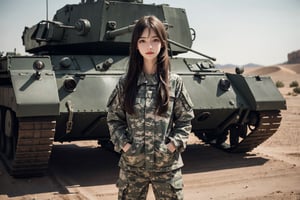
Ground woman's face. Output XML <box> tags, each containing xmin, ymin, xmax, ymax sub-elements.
<box><xmin>137</xmin><ymin>28</ymin><xmax>162</xmax><ymax>62</ymax></box>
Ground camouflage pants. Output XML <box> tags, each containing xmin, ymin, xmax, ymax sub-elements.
<box><xmin>117</xmin><ymin>168</ymin><xmax>183</xmax><ymax>200</ymax></box>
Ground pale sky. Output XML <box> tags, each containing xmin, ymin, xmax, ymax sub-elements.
<box><xmin>0</xmin><ymin>0</ymin><xmax>299</xmax><ymax>65</ymax></box>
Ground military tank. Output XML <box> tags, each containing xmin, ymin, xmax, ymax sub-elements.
<box><xmin>0</xmin><ymin>0</ymin><xmax>286</xmax><ymax>177</ymax></box>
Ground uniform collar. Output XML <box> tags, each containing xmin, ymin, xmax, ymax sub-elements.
<box><xmin>137</xmin><ymin>72</ymin><xmax>159</xmax><ymax>86</ymax></box>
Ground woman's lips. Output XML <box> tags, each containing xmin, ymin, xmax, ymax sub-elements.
<box><xmin>146</xmin><ymin>52</ymin><xmax>154</xmax><ymax>55</ymax></box>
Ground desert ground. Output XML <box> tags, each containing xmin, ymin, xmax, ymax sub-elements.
<box><xmin>0</xmin><ymin>64</ymin><xmax>300</xmax><ymax>200</ymax></box>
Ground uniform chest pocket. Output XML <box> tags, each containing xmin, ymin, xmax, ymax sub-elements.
<box><xmin>159</xmin><ymin>95</ymin><xmax>175</xmax><ymax>119</ymax></box>
<box><xmin>133</xmin><ymin>97</ymin><xmax>144</xmax><ymax>114</ymax></box>
<box><xmin>126</xmin><ymin>97</ymin><xmax>144</xmax><ymax>120</ymax></box>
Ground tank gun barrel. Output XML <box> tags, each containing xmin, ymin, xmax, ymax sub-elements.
<box><xmin>167</xmin><ymin>39</ymin><xmax>216</xmax><ymax>61</ymax></box>
<box><xmin>106</xmin><ymin>23</ymin><xmax>216</xmax><ymax>61</ymax></box>
<box><xmin>105</xmin><ymin>24</ymin><xmax>136</xmax><ymax>40</ymax></box>
<box><xmin>40</xmin><ymin>20</ymin><xmax>77</xmax><ymax>30</ymax></box>
<box><xmin>50</xmin><ymin>21</ymin><xmax>75</xmax><ymax>30</ymax></box>
<box><xmin>28</xmin><ymin>19</ymin><xmax>91</xmax><ymax>43</ymax></box>
<box><xmin>105</xmin><ymin>22</ymin><xmax>172</xmax><ymax>39</ymax></box>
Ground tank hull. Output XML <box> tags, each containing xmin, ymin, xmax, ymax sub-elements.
<box><xmin>0</xmin><ymin>54</ymin><xmax>286</xmax><ymax>177</ymax></box>
<box><xmin>0</xmin><ymin>0</ymin><xmax>286</xmax><ymax>177</ymax></box>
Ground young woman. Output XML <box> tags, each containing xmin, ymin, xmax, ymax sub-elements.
<box><xmin>107</xmin><ymin>15</ymin><xmax>194</xmax><ymax>200</ymax></box>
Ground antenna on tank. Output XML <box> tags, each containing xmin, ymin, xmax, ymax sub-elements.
<box><xmin>46</xmin><ymin>0</ymin><xmax>49</xmax><ymax>21</ymax></box>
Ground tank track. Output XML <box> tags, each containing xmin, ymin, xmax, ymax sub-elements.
<box><xmin>228</xmin><ymin>110</ymin><xmax>282</xmax><ymax>153</ymax></box>
<box><xmin>0</xmin><ymin>117</ymin><xmax>56</xmax><ymax>177</ymax></box>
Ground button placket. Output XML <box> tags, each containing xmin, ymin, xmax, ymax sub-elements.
<box><xmin>144</xmin><ymin>87</ymin><xmax>156</xmax><ymax>169</ymax></box>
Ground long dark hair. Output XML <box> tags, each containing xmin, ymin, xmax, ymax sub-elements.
<box><xmin>124</xmin><ymin>15</ymin><xmax>170</xmax><ymax>115</ymax></box>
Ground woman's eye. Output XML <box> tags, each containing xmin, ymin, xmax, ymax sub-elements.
<box><xmin>153</xmin><ymin>38</ymin><xmax>160</xmax><ymax>42</ymax></box>
<box><xmin>138</xmin><ymin>39</ymin><xmax>146</xmax><ymax>43</ymax></box>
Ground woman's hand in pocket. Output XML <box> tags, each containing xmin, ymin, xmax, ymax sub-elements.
<box><xmin>122</xmin><ymin>143</ymin><xmax>132</xmax><ymax>153</ymax></box>
<box><xmin>167</xmin><ymin>142</ymin><xmax>176</xmax><ymax>153</ymax></box>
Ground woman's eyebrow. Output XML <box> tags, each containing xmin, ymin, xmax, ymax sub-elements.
<box><xmin>139</xmin><ymin>35</ymin><xmax>159</xmax><ymax>39</ymax></box>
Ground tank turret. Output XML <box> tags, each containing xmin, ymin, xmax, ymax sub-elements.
<box><xmin>22</xmin><ymin>0</ymin><xmax>193</xmax><ymax>55</ymax></box>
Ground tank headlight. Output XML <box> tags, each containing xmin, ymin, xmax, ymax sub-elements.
<box><xmin>33</xmin><ymin>60</ymin><xmax>45</xmax><ymax>79</ymax></box>
<box><xmin>64</xmin><ymin>77</ymin><xmax>77</xmax><ymax>92</ymax></box>
<box><xmin>219</xmin><ymin>78</ymin><xmax>231</xmax><ymax>91</ymax></box>
<box><xmin>33</xmin><ymin>60</ymin><xmax>45</xmax><ymax>71</ymax></box>
<box><xmin>235</xmin><ymin>66</ymin><xmax>244</xmax><ymax>74</ymax></box>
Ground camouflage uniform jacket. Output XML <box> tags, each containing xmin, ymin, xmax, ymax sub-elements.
<box><xmin>107</xmin><ymin>72</ymin><xmax>194</xmax><ymax>172</ymax></box>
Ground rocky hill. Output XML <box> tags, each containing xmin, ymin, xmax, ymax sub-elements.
<box><xmin>288</xmin><ymin>49</ymin><xmax>300</xmax><ymax>64</ymax></box>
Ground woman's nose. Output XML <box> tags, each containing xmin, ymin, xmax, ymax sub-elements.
<box><xmin>148</xmin><ymin>42</ymin><xmax>153</xmax><ymax>49</ymax></box>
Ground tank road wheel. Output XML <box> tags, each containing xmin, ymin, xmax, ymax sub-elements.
<box><xmin>4</xmin><ymin>109</ymin><xmax>17</xmax><ymax>159</ymax></box>
<box><xmin>228</xmin><ymin>124</ymin><xmax>247</xmax><ymax>148</ymax></box>
<box><xmin>0</xmin><ymin>108</ymin><xmax>5</xmax><ymax>152</ymax></box>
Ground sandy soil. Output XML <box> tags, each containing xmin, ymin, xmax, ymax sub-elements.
<box><xmin>0</xmin><ymin>64</ymin><xmax>300</xmax><ymax>200</ymax></box>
